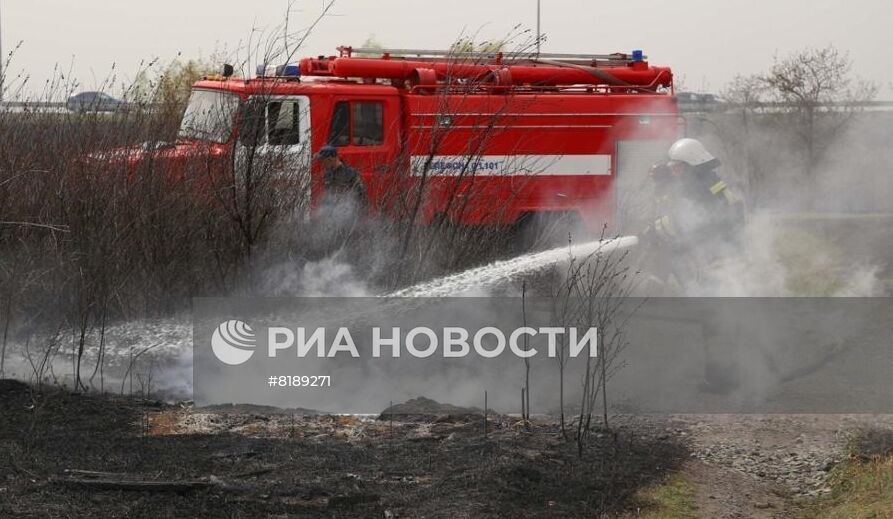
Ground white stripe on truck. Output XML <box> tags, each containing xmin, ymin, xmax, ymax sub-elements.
<box><xmin>409</xmin><ymin>154</ymin><xmax>611</xmax><ymax>176</ymax></box>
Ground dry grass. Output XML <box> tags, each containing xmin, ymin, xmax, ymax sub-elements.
<box><xmin>773</xmin><ymin>229</ymin><xmax>848</xmax><ymax>295</ymax></box>
<box><xmin>802</xmin><ymin>428</ymin><xmax>893</xmax><ymax>518</ymax></box>
<box><xmin>803</xmin><ymin>457</ymin><xmax>893</xmax><ymax>518</ymax></box>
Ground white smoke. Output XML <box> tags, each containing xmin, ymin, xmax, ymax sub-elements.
<box><xmin>680</xmin><ymin>108</ymin><xmax>893</xmax><ymax>297</ymax></box>
<box><xmin>683</xmin><ymin>212</ymin><xmax>884</xmax><ymax>297</ymax></box>
<box><xmin>261</xmin><ymin>255</ymin><xmax>372</xmax><ymax>297</ymax></box>
<box><xmin>663</xmin><ymin>212</ymin><xmax>884</xmax><ymax>297</ymax></box>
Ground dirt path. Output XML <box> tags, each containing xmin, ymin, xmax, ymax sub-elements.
<box><xmin>639</xmin><ymin>414</ymin><xmax>893</xmax><ymax>518</ymax></box>
<box><xmin>683</xmin><ymin>460</ymin><xmax>797</xmax><ymax>518</ymax></box>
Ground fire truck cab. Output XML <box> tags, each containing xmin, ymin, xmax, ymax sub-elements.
<box><xmin>178</xmin><ymin>46</ymin><xmax>681</xmax><ymax>233</ymax></box>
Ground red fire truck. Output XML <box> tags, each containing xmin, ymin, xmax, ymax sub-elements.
<box><xmin>168</xmin><ymin>46</ymin><xmax>680</xmax><ymax>233</ymax></box>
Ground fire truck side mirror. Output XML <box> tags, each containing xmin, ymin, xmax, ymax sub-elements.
<box><xmin>222</xmin><ymin>64</ymin><xmax>234</xmax><ymax>78</ymax></box>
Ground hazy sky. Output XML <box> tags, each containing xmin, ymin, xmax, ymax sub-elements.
<box><xmin>4</xmin><ymin>0</ymin><xmax>891</xmax><ymax>97</ymax></box>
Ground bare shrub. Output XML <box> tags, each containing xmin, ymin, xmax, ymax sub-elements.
<box><xmin>545</xmin><ymin>231</ymin><xmax>638</xmax><ymax>455</ymax></box>
<box><xmin>707</xmin><ymin>45</ymin><xmax>878</xmax><ymax>209</ymax></box>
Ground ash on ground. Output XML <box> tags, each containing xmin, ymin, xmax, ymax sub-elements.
<box><xmin>0</xmin><ymin>382</ymin><xmax>684</xmax><ymax>518</ymax></box>
<box><xmin>377</xmin><ymin>396</ymin><xmax>488</xmax><ymax>423</ymax></box>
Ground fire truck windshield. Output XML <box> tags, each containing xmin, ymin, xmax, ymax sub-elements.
<box><xmin>177</xmin><ymin>89</ymin><xmax>240</xmax><ymax>143</ymax></box>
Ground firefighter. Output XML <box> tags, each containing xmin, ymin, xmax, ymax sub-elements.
<box><xmin>646</xmin><ymin>137</ymin><xmax>744</xmax><ymax>293</ymax></box>
<box><xmin>647</xmin><ymin>138</ymin><xmax>747</xmax><ymax>393</ymax></box>
<box><xmin>314</xmin><ymin>145</ymin><xmax>367</xmax><ymax>251</ymax></box>
<box><xmin>315</xmin><ymin>145</ymin><xmax>366</xmax><ymax>202</ymax></box>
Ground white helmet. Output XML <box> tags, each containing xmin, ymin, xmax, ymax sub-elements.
<box><xmin>668</xmin><ymin>138</ymin><xmax>718</xmax><ymax>167</ymax></box>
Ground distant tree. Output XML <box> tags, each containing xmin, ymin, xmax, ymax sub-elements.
<box><xmin>759</xmin><ymin>46</ymin><xmax>877</xmax><ymax>180</ymax></box>
<box><xmin>716</xmin><ymin>46</ymin><xmax>877</xmax><ymax>207</ymax></box>
<box><xmin>355</xmin><ymin>34</ymin><xmax>384</xmax><ymax>57</ymax></box>
<box><xmin>449</xmin><ymin>38</ymin><xmax>505</xmax><ymax>55</ymax></box>
<box><xmin>131</xmin><ymin>57</ymin><xmax>217</xmax><ymax>113</ymax></box>
<box><xmin>156</xmin><ymin>59</ymin><xmax>217</xmax><ymax>110</ymax></box>
<box><xmin>720</xmin><ymin>74</ymin><xmax>770</xmax><ymax>201</ymax></box>
<box><xmin>723</xmin><ymin>74</ymin><xmax>767</xmax><ymax>118</ymax></box>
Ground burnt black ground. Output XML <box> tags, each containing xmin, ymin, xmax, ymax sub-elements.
<box><xmin>0</xmin><ymin>380</ymin><xmax>686</xmax><ymax>518</ymax></box>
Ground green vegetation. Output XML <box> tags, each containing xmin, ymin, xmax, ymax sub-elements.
<box><xmin>631</xmin><ymin>473</ymin><xmax>698</xmax><ymax>519</ymax></box>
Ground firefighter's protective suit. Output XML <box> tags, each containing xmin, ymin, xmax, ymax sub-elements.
<box><xmin>646</xmin><ymin>138</ymin><xmax>745</xmax><ymax>294</ymax></box>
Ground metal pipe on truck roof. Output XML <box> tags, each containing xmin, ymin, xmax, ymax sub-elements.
<box><xmin>325</xmin><ymin>58</ymin><xmax>671</xmax><ymax>88</ymax></box>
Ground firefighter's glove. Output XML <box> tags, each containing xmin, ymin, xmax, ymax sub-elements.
<box><xmin>652</xmin><ymin>215</ymin><xmax>678</xmax><ymax>243</ymax></box>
